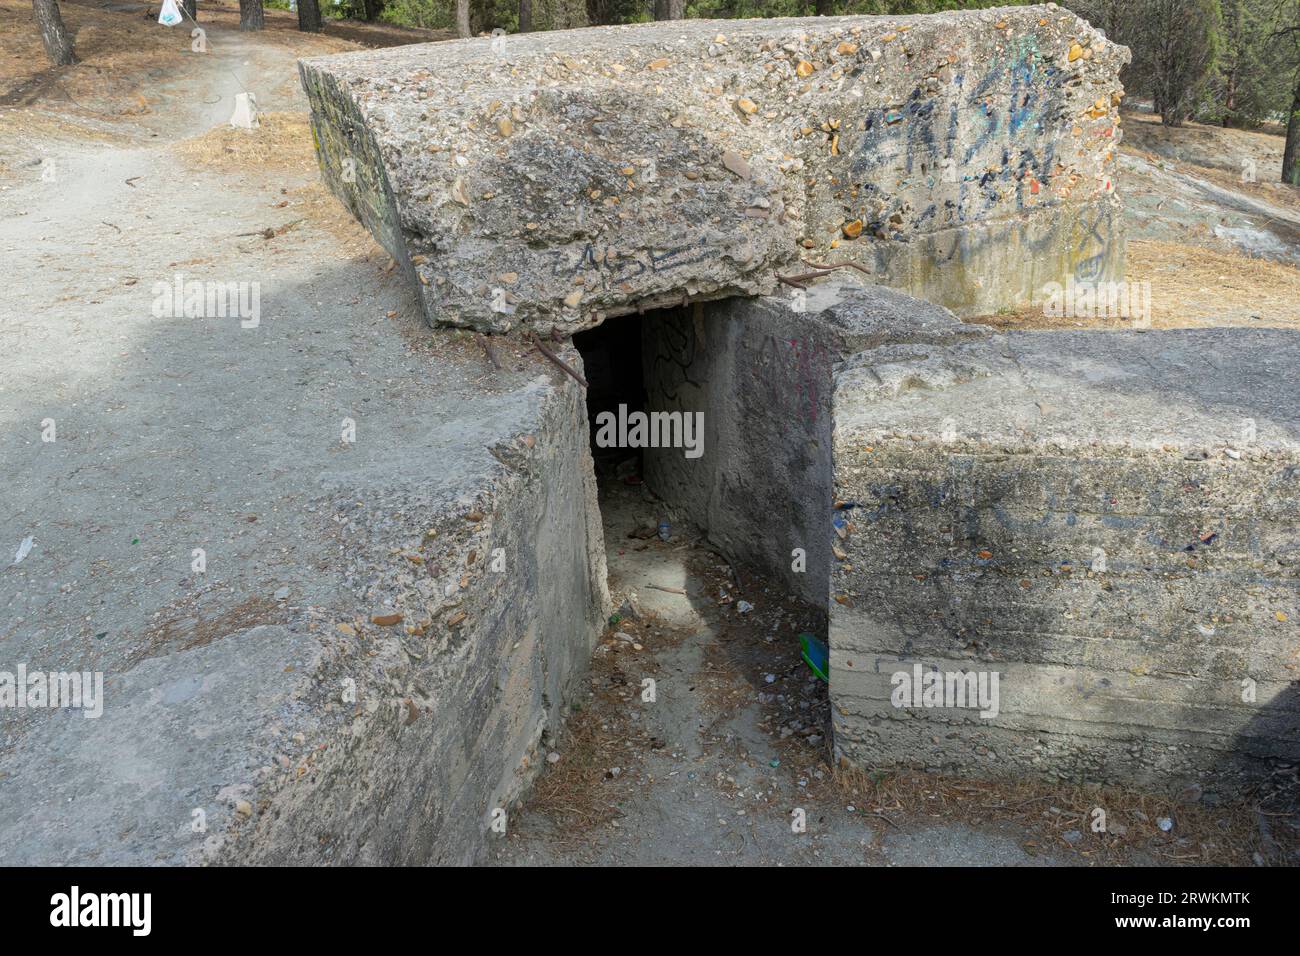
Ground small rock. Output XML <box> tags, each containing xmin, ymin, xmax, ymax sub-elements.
<box><xmin>722</xmin><ymin>149</ymin><xmax>752</xmax><ymax>181</ymax></box>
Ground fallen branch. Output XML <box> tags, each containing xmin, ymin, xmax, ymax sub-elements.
<box><xmin>237</xmin><ymin>219</ymin><xmax>305</xmax><ymax>240</ymax></box>
<box><xmin>646</xmin><ymin>584</ymin><xmax>687</xmax><ymax>595</ymax></box>
<box><xmin>801</xmin><ymin>259</ymin><xmax>873</xmax><ymax>278</ymax></box>
<box><xmin>775</xmin><ymin>269</ymin><xmax>833</xmax><ymax>289</ymax></box>
<box><xmin>777</xmin><ymin>259</ymin><xmax>875</xmax><ymax>289</ymax></box>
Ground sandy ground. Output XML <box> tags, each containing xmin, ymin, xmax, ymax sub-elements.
<box><xmin>1</xmin><ymin>9</ymin><xmax>1295</xmax><ymax>866</ymax></box>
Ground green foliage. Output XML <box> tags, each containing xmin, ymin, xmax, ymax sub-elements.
<box><xmin>380</xmin><ymin>0</ymin><xmax>454</xmax><ymax>29</ymax></box>
<box><xmin>379</xmin><ymin>0</ymin><xmax>587</xmax><ymax>29</ymax></box>
<box><xmin>1207</xmin><ymin>0</ymin><xmax>1290</xmax><ymax>126</ymax></box>
<box><xmin>1062</xmin><ymin>0</ymin><xmax>1300</xmax><ymax>129</ymax></box>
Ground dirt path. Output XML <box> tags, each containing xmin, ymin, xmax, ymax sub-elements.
<box><xmin>0</xmin><ymin>15</ymin><xmax>400</xmax><ymax>759</ymax></box>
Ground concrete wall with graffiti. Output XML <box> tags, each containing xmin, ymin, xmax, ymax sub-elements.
<box><xmin>301</xmin><ymin>7</ymin><xmax>1130</xmax><ymax>334</ymax></box>
<box><xmin>801</xmin><ymin>11</ymin><xmax>1127</xmax><ymax>314</ymax></box>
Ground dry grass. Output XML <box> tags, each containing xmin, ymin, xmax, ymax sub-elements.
<box><xmin>969</xmin><ymin>239</ymin><xmax>1300</xmax><ymax>331</ymax></box>
<box><xmin>1129</xmin><ymin>239</ymin><xmax>1300</xmax><ymax>326</ymax></box>
<box><xmin>0</xmin><ymin>0</ymin><xmax>188</xmax><ymax>98</ymax></box>
<box><xmin>1121</xmin><ymin>108</ymin><xmax>1288</xmax><ymax>175</ymax></box>
<box><xmin>173</xmin><ymin>109</ymin><xmax>315</xmax><ymax>172</ymax></box>
<box><xmin>0</xmin><ymin>0</ymin><xmax>408</xmax><ymax>118</ymax></box>
<box><xmin>138</xmin><ymin>594</ymin><xmax>285</xmax><ymax>661</ymax></box>
<box><xmin>823</xmin><ymin>765</ymin><xmax>1295</xmax><ymax>866</ymax></box>
<box><xmin>187</xmin><ymin>0</ymin><xmax>448</xmax><ymax>49</ymax></box>
<box><xmin>519</xmin><ymin>642</ymin><xmax>657</xmax><ymax>842</ymax></box>
<box><xmin>284</xmin><ymin>179</ymin><xmax>374</xmax><ymax>246</ymax></box>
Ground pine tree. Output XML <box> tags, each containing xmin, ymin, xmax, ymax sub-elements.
<box><xmin>31</xmin><ymin>0</ymin><xmax>77</xmax><ymax>66</ymax></box>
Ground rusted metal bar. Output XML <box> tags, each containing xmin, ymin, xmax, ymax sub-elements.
<box><xmin>528</xmin><ymin>332</ymin><xmax>588</xmax><ymax>388</ymax></box>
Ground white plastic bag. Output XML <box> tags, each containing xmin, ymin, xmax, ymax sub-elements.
<box><xmin>158</xmin><ymin>0</ymin><xmax>183</xmax><ymax>27</ymax></box>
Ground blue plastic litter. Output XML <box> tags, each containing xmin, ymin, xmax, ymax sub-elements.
<box><xmin>800</xmin><ymin>633</ymin><xmax>829</xmax><ymax>682</ymax></box>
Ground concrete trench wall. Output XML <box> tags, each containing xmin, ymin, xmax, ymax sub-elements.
<box><xmin>640</xmin><ymin>300</ymin><xmax>835</xmax><ymax>609</ymax></box>
<box><xmin>0</xmin><ymin>353</ymin><xmax>609</xmax><ymax>866</ymax></box>
<box><xmin>215</xmin><ymin>373</ymin><xmax>610</xmax><ymax>865</ymax></box>
<box><xmin>639</xmin><ymin>283</ymin><xmax>985</xmax><ymax>609</ymax></box>
<box><xmin>829</xmin><ymin>327</ymin><xmax>1300</xmax><ymax>797</ymax></box>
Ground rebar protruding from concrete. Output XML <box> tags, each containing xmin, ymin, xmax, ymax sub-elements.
<box><xmin>528</xmin><ymin>332</ymin><xmax>588</xmax><ymax>388</ymax></box>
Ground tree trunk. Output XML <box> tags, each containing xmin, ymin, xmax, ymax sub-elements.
<box><xmin>182</xmin><ymin>0</ymin><xmax>196</xmax><ymax>20</ymax></box>
<box><xmin>298</xmin><ymin>0</ymin><xmax>321</xmax><ymax>31</ymax></box>
<box><xmin>1222</xmin><ymin>45</ymin><xmax>1238</xmax><ymax>127</ymax></box>
<box><xmin>653</xmin><ymin>0</ymin><xmax>682</xmax><ymax>19</ymax></box>
<box><xmin>238</xmin><ymin>0</ymin><xmax>263</xmax><ymax>30</ymax></box>
<box><xmin>31</xmin><ymin>0</ymin><xmax>77</xmax><ymax>66</ymax></box>
<box><xmin>1284</xmin><ymin>80</ymin><xmax>1300</xmax><ymax>186</ymax></box>
<box><xmin>456</xmin><ymin>0</ymin><xmax>470</xmax><ymax>37</ymax></box>
<box><xmin>815</xmin><ymin>0</ymin><xmax>833</xmax><ymax>15</ymax></box>
<box><xmin>362</xmin><ymin>0</ymin><xmax>383</xmax><ymax>21</ymax></box>
<box><xmin>518</xmin><ymin>0</ymin><xmax>531</xmax><ymax>33</ymax></box>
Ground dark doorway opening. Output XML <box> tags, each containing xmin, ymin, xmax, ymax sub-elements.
<box><xmin>574</xmin><ymin>312</ymin><xmax>649</xmax><ymax>487</ymax></box>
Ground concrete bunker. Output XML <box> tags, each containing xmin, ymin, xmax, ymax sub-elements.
<box><xmin>298</xmin><ymin>7</ymin><xmax>1129</xmax><ymax>336</ymax></box>
<box><xmin>286</xmin><ymin>8</ymin><xmax>1298</xmax><ymax>861</ymax></box>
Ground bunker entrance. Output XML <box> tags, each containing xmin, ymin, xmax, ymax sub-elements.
<box><xmin>570</xmin><ymin>303</ymin><xmax>834</xmax><ymax>796</ymax></box>
<box><xmin>574</xmin><ymin>305</ymin><xmax>713</xmax><ymax>571</ymax></box>
<box><xmin>574</xmin><ymin>309</ymin><xmax>654</xmax><ymax>488</ymax></box>
<box><xmin>572</xmin><ymin>300</ymin><xmax>830</xmax><ymax>659</ymax></box>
